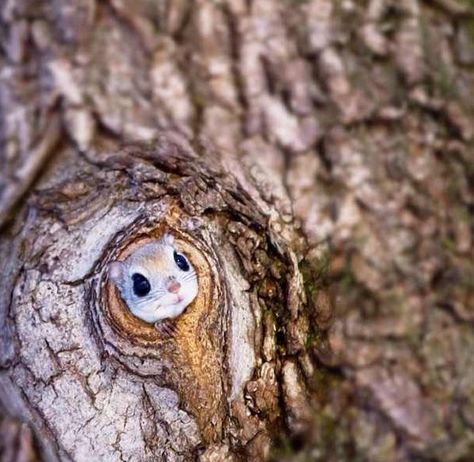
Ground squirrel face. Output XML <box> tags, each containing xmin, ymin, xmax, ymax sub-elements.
<box><xmin>108</xmin><ymin>234</ymin><xmax>198</xmax><ymax>324</ymax></box>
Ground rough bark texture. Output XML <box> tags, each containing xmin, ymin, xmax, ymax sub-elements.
<box><xmin>0</xmin><ymin>0</ymin><xmax>473</xmax><ymax>461</ymax></box>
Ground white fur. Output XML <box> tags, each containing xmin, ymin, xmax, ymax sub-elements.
<box><xmin>108</xmin><ymin>235</ymin><xmax>198</xmax><ymax>324</ymax></box>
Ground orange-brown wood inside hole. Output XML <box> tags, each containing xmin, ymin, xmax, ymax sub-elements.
<box><xmin>103</xmin><ymin>224</ymin><xmax>225</xmax><ymax>442</ymax></box>
<box><xmin>104</xmin><ymin>226</ymin><xmax>213</xmax><ymax>343</ymax></box>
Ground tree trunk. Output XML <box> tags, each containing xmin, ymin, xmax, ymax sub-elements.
<box><xmin>1</xmin><ymin>0</ymin><xmax>473</xmax><ymax>461</ymax></box>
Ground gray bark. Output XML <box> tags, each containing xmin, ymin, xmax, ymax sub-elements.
<box><xmin>1</xmin><ymin>0</ymin><xmax>474</xmax><ymax>461</ymax></box>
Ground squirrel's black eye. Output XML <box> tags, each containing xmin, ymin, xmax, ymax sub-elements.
<box><xmin>132</xmin><ymin>273</ymin><xmax>151</xmax><ymax>297</ymax></box>
<box><xmin>173</xmin><ymin>251</ymin><xmax>190</xmax><ymax>272</ymax></box>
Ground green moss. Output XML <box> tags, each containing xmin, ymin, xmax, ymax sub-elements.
<box><xmin>339</xmin><ymin>268</ymin><xmax>357</xmax><ymax>294</ymax></box>
<box><xmin>300</xmin><ymin>253</ymin><xmax>336</xmax><ymax>346</ymax></box>
<box><xmin>268</xmin><ymin>409</ymin><xmax>353</xmax><ymax>462</ymax></box>
<box><xmin>460</xmin><ymin>268</ymin><xmax>474</xmax><ymax>291</ymax></box>
<box><xmin>465</xmin><ymin>17</ymin><xmax>474</xmax><ymax>43</ymax></box>
<box><xmin>285</xmin><ymin>0</ymin><xmax>310</xmax><ymax>4</ymax></box>
<box><xmin>305</xmin><ymin>328</ymin><xmax>317</xmax><ymax>349</ymax></box>
<box><xmin>454</xmin><ymin>205</ymin><xmax>474</xmax><ymax>226</ymax></box>
<box><xmin>316</xmin><ymin>411</ymin><xmax>337</xmax><ymax>442</ymax></box>
<box><xmin>441</xmin><ymin>235</ymin><xmax>457</xmax><ymax>253</ymax></box>
<box><xmin>461</xmin><ymin>0</ymin><xmax>474</xmax><ymax>14</ymax></box>
<box><xmin>312</xmin><ymin>368</ymin><xmax>340</xmax><ymax>393</ymax></box>
<box><xmin>299</xmin><ymin>252</ymin><xmax>331</xmax><ymax>298</ymax></box>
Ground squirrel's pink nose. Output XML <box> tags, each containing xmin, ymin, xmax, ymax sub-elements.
<box><xmin>167</xmin><ymin>280</ymin><xmax>181</xmax><ymax>294</ymax></box>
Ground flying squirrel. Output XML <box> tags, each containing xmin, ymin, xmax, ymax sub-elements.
<box><xmin>108</xmin><ymin>233</ymin><xmax>198</xmax><ymax>335</ymax></box>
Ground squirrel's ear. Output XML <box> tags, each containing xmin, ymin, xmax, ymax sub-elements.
<box><xmin>163</xmin><ymin>233</ymin><xmax>174</xmax><ymax>246</ymax></box>
<box><xmin>108</xmin><ymin>261</ymin><xmax>124</xmax><ymax>283</ymax></box>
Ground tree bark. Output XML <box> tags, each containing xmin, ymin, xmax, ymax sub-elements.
<box><xmin>1</xmin><ymin>0</ymin><xmax>473</xmax><ymax>461</ymax></box>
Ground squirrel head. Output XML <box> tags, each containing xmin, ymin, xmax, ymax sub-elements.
<box><xmin>108</xmin><ymin>233</ymin><xmax>198</xmax><ymax>324</ymax></box>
